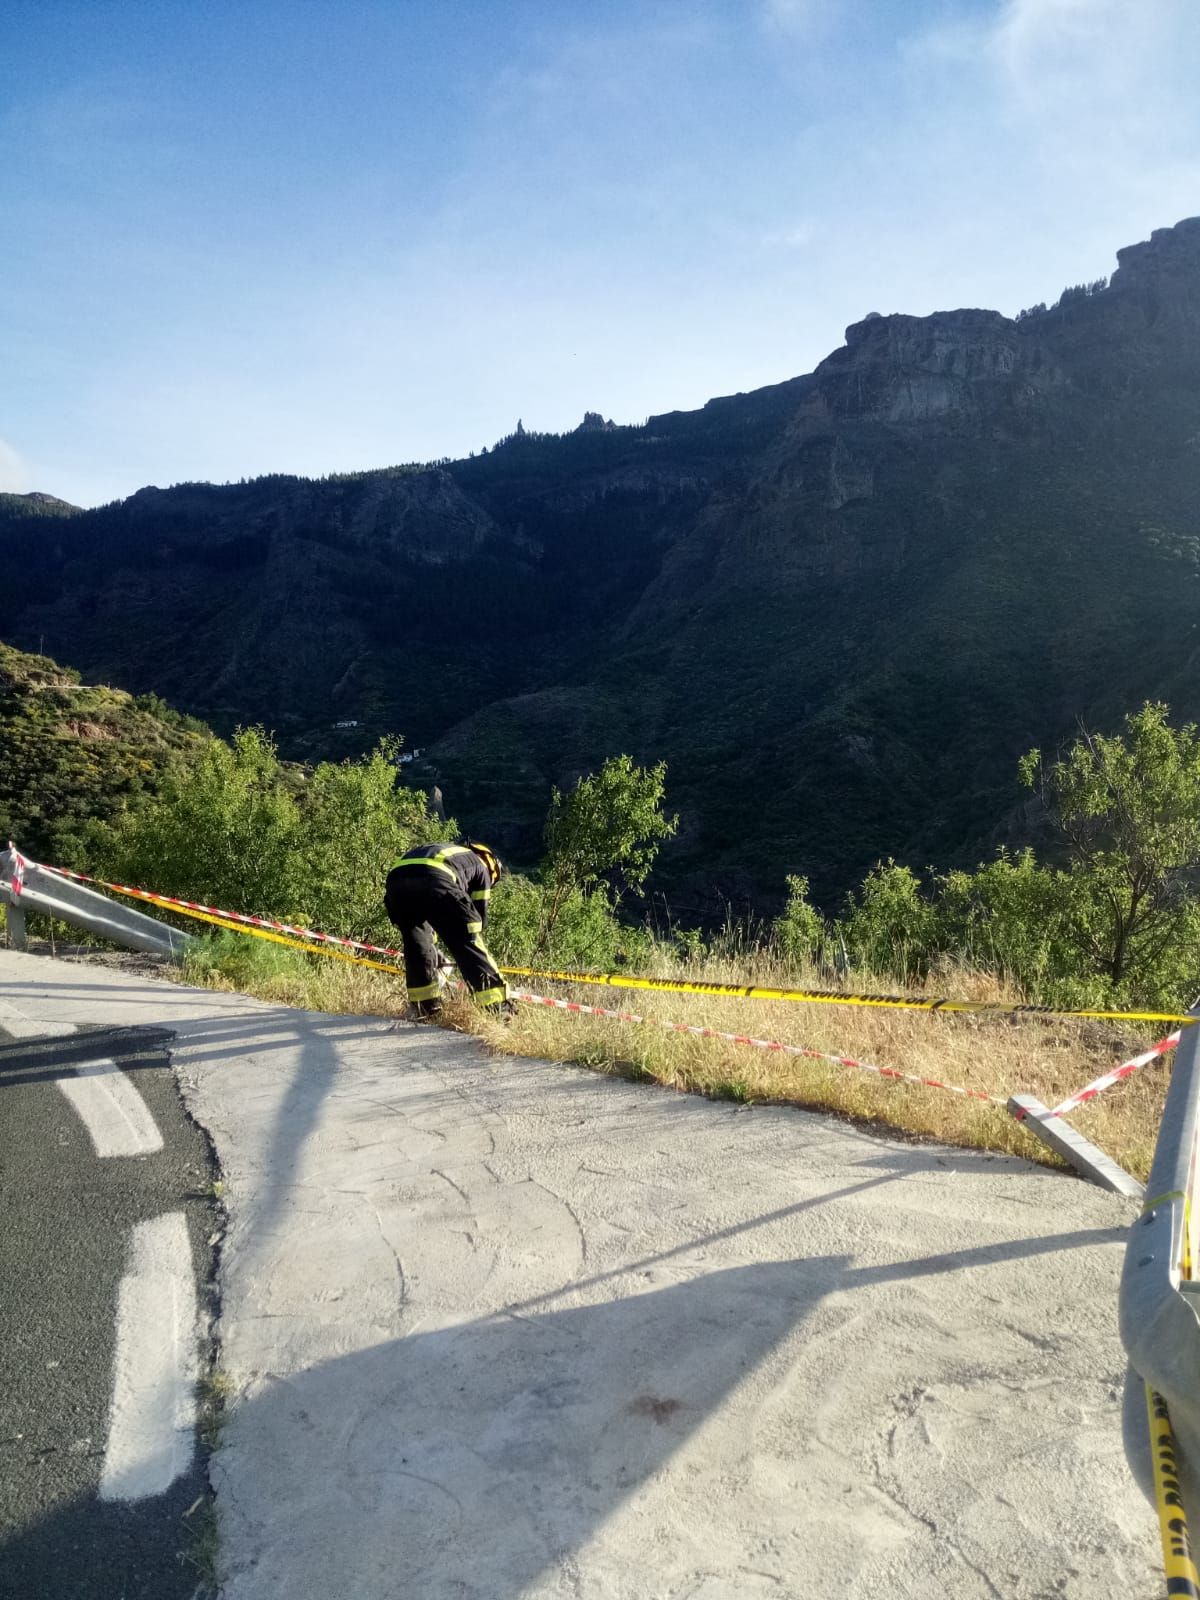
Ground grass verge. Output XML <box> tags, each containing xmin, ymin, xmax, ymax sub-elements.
<box><xmin>196</xmin><ymin>1367</ymin><xmax>235</xmax><ymax>1452</ymax></box>
<box><xmin>179</xmin><ymin>932</ymin><xmax>1169</xmax><ymax>1181</ymax></box>
<box><xmin>180</xmin><ymin>1496</ymin><xmax>220</xmax><ymax>1589</ymax></box>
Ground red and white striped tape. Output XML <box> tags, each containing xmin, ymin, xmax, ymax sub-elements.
<box><xmin>5</xmin><ymin>842</ymin><xmax>26</xmax><ymax>900</ymax></box>
<box><xmin>510</xmin><ymin>988</ymin><xmax>1007</xmax><ymax>1106</ymax></box>
<box><xmin>40</xmin><ymin>863</ymin><xmax>408</xmax><ymax>963</ymax></box>
<box><xmin>30</xmin><ymin>859</ymin><xmax>1002</xmax><ymax>1106</ymax></box>
<box><xmin>1050</xmin><ymin>1031</ymin><xmax>1180</xmax><ymax>1118</ymax></box>
<box><xmin>30</xmin><ymin>856</ymin><xmax>1169</xmax><ymax>1119</ymax></box>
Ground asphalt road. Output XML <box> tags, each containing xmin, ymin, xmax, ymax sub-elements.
<box><xmin>0</xmin><ymin>1018</ymin><xmax>219</xmax><ymax>1600</ymax></box>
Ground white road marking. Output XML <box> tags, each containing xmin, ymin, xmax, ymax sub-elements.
<box><xmin>0</xmin><ymin>998</ymin><xmax>76</xmax><ymax>1038</ymax></box>
<box><xmin>0</xmin><ymin>995</ymin><xmax>163</xmax><ymax>1155</ymax></box>
<box><xmin>99</xmin><ymin>1212</ymin><xmax>197</xmax><ymax>1502</ymax></box>
<box><xmin>57</xmin><ymin>1061</ymin><xmax>164</xmax><ymax>1157</ymax></box>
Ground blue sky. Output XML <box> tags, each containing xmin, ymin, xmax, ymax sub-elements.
<box><xmin>3</xmin><ymin>0</ymin><xmax>1199</xmax><ymax>507</ymax></box>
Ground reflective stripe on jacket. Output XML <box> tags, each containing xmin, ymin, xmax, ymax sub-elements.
<box><xmin>390</xmin><ymin>843</ymin><xmax>494</xmax><ymax>922</ymax></box>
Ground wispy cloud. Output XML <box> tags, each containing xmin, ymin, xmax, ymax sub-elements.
<box><xmin>911</xmin><ymin>0</ymin><xmax>1197</xmax><ymax>120</ymax></box>
<box><xmin>995</xmin><ymin>0</ymin><xmax>1153</xmax><ymax>70</ymax></box>
<box><xmin>903</xmin><ymin>0</ymin><xmax>1200</xmax><ymax>222</ymax></box>
<box><xmin>760</xmin><ymin>219</ymin><xmax>821</xmax><ymax>251</ymax></box>
<box><xmin>0</xmin><ymin>438</ymin><xmax>31</xmax><ymax>493</ymax></box>
<box><xmin>761</xmin><ymin>0</ymin><xmax>815</xmax><ymax>36</ymax></box>
<box><xmin>992</xmin><ymin>0</ymin><xmax>1181</xmax><ymax>118</ymax></box>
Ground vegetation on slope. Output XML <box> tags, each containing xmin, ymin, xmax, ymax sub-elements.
<box><xmin>0</xmin><ymin>641</ymin><xmax>210</xmax><ymax>864</ymax></box>
<box><xmin>95</xmin><ymin>726</ymin><xmax>448</xmax><ymax>942</ymax></box>
<box><xmin>0</xmin><ymin>491</ymin><xmax>81</xmax><ymax>520</ymax></box>
<box><xmin>4</xmin><ymin>657</ymin><xmax>1192</xmax><ymax>1176</ymax></box>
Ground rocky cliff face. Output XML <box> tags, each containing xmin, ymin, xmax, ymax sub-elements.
<box><xmin>817</xmin><ymin>309</ymin><xmax>1039</xmax><ymax>423</ymax></box>
<box><xmin>1110</xmin><ymin>217</ymin><xmax>1200</xmax><ymax>327</ymax></box>
<box><xmin>3</xmin><ymin>218</ymin><xmax>1200</xmax><ymax>907</ymax></box>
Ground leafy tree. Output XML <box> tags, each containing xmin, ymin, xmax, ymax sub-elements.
<box><xmin>96</xmin><ymin>728</ymin><xmax>444</xmax><ymax>940</ymax></box>
<box><xmin>300</xmin><ymin>736</ymin><xmax>452</xmax><ymax>939</ymax></box>
<box><xmin>488</xmin><ymin>873</ymin><xmax>647</xmax><ymax>970</ymax></box>
<box><xmin>773</xmin><ymin>874</ymin><xmax>824</xmax><ymax>966</ymax></box>
<box><xmin>841</xmin><ymin>860</ymin><xmax>936</xmax><ymax>982</ymax></box>
<box><xmin>934</xmin><ymin>848</ymin><xmax>1077</xmax><ymax>995</ymax></box>
<box><xmin>538</xmin><ymin>755</ymin><xmax>677</xmax><ymax>954</ymax></box>
<box><xmin>97</xmin><ymin>727</ymin><xmax>307</xmax><ymax>915</ymax></box>
<box><xmin>1020</xmin><ymin>703</ymin><xmax>1200</xmax><ymax>992</ymax></box>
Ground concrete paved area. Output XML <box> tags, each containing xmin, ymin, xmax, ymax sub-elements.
<box><xmin>0</xmin><ymin>949</ymin><xmax>1159</xmax><ymax>1598</ymax></box>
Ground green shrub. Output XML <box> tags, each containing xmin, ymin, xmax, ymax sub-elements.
<box><xmin>935</xmin><ymin>849</ymin><xmax>1072</xmax><ymax>993</ymax></box>
<box><xmin>841</xmin><ymin>860</ymin><xmax>936</xmax><ymax>982</ymax></box>
<box><xmin>488</xmin><ymin>873</ymin><xmax>645</xmax><ymax>972</ymax></box>
<box><xmin>300</xmin><ymin>738</ymin><xmax>450</xmax><ymax>940</ymax></box>
<box><xmin>773</xmin><ymin>874</ymin><xmax>824</xmax><ymax>966</ymax></box>
<box><xmin>539</xmin><ymin>755</ymin><xmax>676</xmax><ymax>952</ymax></box>
<box><xmin>181</xmin><ymin>929</ymin><xmax>311</xmax><ymax>991</ymax></box>
<box><xmin>94</xmin><ymin>728</ymin><xmax>446</xmax><ymax>940</ymax></box>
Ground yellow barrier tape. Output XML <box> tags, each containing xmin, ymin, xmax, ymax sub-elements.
<box><xmin>49</xmin><ymin>864</ymin><xmax>1199</xmax><ymax>1027</ymax></box>
<box><xmin>142</xmin><ymin>893</ymin><xmax>408</xmax><ymax>979</ymax></box>
<box><xmin>498</xmin><ymin>965</ymin><xmax>1197</xmax><ymax>1026</ymax></box>
<box><xmin>1147</xmin><ymin>1385</ymin><xmax>1200</xmax><ymax>1598</ymax></box>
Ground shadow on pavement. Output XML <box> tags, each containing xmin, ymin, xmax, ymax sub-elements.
<box><xmin>209</xmin><ymin>1214</ymin><xmax>1129</xmax><ymax>1598</ymax></box>
<box><xmin>0</xmin><ymin>1472</ymin><xmax>214</xmax><ymax>1600</ymax></box>
<box><xmin>212</xmin><ymin>1256</ymin><xmax>825</xmax><ymax>1597</ymax></box>
<box><xmin>0</xmin><ymin>1176</ymin><xmax>1130</xmax><ymax>1600</ymax></box>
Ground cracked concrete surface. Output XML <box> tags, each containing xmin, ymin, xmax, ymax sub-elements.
<box><xmin>0</xmin><ymin>950</ymin><xmax>1158</xmax><ymax>1598</ymax></box>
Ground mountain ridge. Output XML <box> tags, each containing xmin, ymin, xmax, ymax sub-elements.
<box><xmin>4</xmin><ymin>217</ymin><xmax>1200</xmax><ymax>910</ymax></box>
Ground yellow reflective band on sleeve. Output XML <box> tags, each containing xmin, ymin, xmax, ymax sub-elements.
<box><xmin>470</xmin><ymin>933</ymin><xmax>501</xmax><ymax>973</ymax></box>
<box><xmin>470</xmin><ymin>888</ymin><xmax>491</xmax><ymax>901</ymax></box>
<box><xmin>467</xmin><ymin>927</ymin><xmax>499</xmax><ymax>962</ymax></box>
<box><xmin>474</xmin><ymin>986</ymin><xmax>508</xmax><ymax>1007</ymax></box>
<box><xmin>406</xmin><ymin>981</ymin><xmax>441</xmax><ymax>1001</ymax></box>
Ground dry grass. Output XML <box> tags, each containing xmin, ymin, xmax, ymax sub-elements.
<box><xmin>180</xmin><ymin>940</ymin><xmax>1172</xmax><ymax>1181</ymax></box>
<box><xmin>182</xmin><ymin>944</ymin><xmax>405</xmax><ymax>1017</ymax></box>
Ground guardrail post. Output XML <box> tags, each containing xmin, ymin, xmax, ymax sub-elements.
<box><xmin>1120</xmin><ymin>1008</ymin><xmax>1200</xmax><ymax>1532</ymax></box>
<box><xmin>4</xmin><ymin>899</ymin><xmax>26</xmax><ymax>950</ymax></box>
<box><xmin>1008</xmin><ymin>1094</ymin><xmax>1145</xmax><ymax>1198</ymax></box>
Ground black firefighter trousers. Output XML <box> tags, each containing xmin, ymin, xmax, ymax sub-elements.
<box><xmin>384</xmin><ymin>866</ymin><xmax>508</xmax><ymax>1009</ymax></box>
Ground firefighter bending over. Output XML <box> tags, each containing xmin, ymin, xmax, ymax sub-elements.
<box><xmin>384</xmin><ymin>841</ymin><xmax>514</xmax><ymax>1020</ymax></box>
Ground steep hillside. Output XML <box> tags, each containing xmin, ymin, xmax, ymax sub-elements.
<box><xmin>0</xmin><ymin>491</ymin><xmax>81</xmax><ymax>520</ymax></box>
<box><xmin>3</xmin><ymin>218</ymin><xmax>1200</xmax><ymax>908</ymax></box>
<box><xmin>0</xmin><ymin>642</ymin><xmax>210</xmax><ymax>864</ymax></box>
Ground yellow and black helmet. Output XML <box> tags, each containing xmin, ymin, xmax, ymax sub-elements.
<box><xmin>468</xmin><ymin>841</ymin><xmax>503</xmax><ymax>884</ymax></box>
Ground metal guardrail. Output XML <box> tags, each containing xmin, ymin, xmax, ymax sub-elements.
<box><xmin>1120</xmin><ymin>1006</ymin><xmax>1200</xmax><ymax>1542</ymax></box>
<box><xmin>0</xmin><ymin>845</ymin><xmax>192</xmax><ymax>960</ymax></box>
